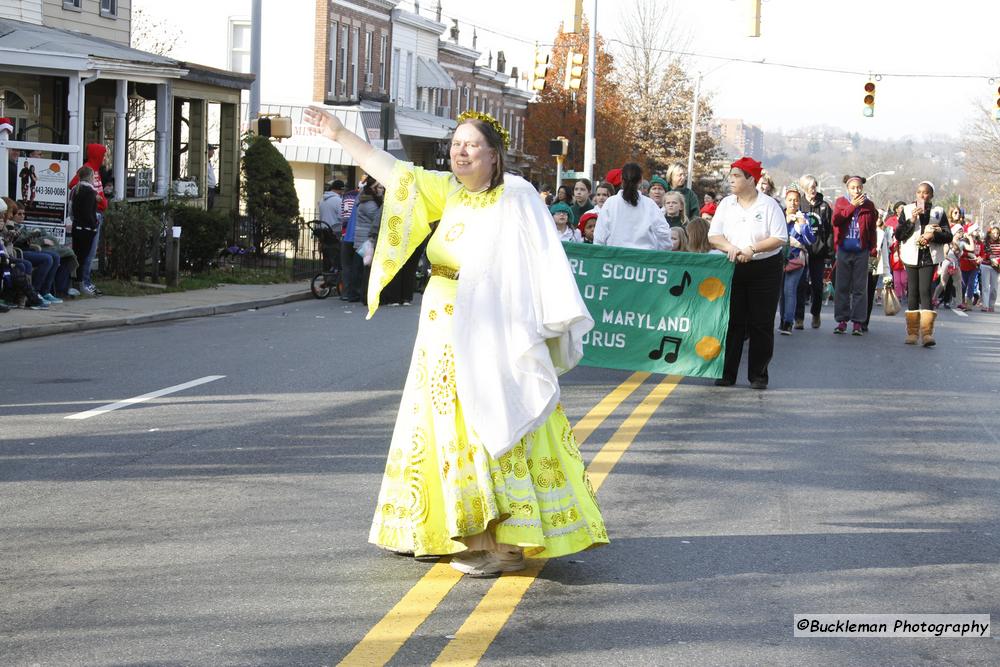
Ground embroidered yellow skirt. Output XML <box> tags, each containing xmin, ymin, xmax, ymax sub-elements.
<box><xmin>369</xmin><ymin>275</ymin><xmax>609</xmax><ymax>558</ymax></box>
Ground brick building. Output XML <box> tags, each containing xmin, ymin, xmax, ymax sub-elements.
<box><xmin>313</xmin><ymin>0</ymin><xmax>395</xmax><ymax>105</ymax></box>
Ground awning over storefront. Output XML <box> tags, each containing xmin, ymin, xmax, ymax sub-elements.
<box><xmin>261</xmin><ymin>103</ymin><xmax>408</xmax><ymax>164</ymax></box>
<box><xmin>415</xmin><ymin>56</ymin><xmax>455</xmax><ymax>91</ymax></box>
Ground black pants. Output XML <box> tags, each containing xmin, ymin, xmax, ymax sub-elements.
<box><xmin>318</xmin><ymin>229</ymin><xmax>340</xmax><ymax>273</ymax></box>
<box><xmin>71</xmin><ymin>229</ymin><xmax>96</xmax><ymax>282</ymax></box>
<box><xmin>864</xmin><ymin>272</ymin><xmax>878</xmax><ymax>327</ymax></box>
<box><xmin>723</xmin><ymin>254</ymin><xmax>783</xmax><ymax>385</ymax></box>
<box><xmin>906</xmin><ymin>265</ymin><xmax>935</xmax><ymax>310</ymax></box>
<box><xmin>341</xmin><ymin>240</ymin><xmax>363</xmax><ymax>301</ymax></box>
<box><xmin>796</xmin><ymin>255</ymin><xmax>827</xmax><ymax>320</ymax></box>
<box><xmin>381</xmin><ymin>249</ymin><xmax>420</xmax><ymax>305</ymax></box>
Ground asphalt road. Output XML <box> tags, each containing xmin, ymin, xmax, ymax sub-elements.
<box><xmin>2</xmin><ymin>296</ymin><xmax>999</xmax><ymax>666</ymax></box>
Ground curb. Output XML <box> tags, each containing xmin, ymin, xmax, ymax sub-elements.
<box><xmin>0</xmin><ymin>291</ymin><xmax>313</xmax><ymax>343</ymax></box>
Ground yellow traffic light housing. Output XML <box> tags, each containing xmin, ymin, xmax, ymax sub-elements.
<box><xmin>863</xmin><ymin>81</ymin><xmax>876</xmax><ymax>118</ymax></box>
<box><xmin>532</xmin><ymin>49</ymin><xmax>550</xmax><ymax>91</ymax></box>
<box><xmin>565</xmin><ymin>50</ymin><xmax>585</xmax><ymax>90</ymax></box>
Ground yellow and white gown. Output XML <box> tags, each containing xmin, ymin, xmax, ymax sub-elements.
<box><xmin>367</xmin><ymin>164</ymin><xmax>608</xmax><ymax>558</ymax></box>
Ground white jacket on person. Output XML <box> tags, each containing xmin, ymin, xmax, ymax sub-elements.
<box><xmin>593</xmin><ymin>192</ymin><xmax>673</xmax><ymax>251</ymax></box>
<box><xmin>900</xmin><ymin>203</ymin><xmax>947</xmax><ymax>266</ymax></box>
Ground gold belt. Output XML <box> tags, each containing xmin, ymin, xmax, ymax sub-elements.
<box><xmin>431</xmin><ymin>264</ymin><xmax>460</xmax><ymax>280</ymax></box>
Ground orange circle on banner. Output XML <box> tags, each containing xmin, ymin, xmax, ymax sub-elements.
<box><xmin>699</xmin><ymin>276</ymin><xmax>726</xmax><ymax>302</ymax></box>
<box><xmin>695</xmin><ymin>336</ymin><xmax>722</xmax><ymax>361</ymax></box>
<box><xmin>49</xmin><ymin>162</ymin><xmax>61</xmax><ymax>173</ymax></box>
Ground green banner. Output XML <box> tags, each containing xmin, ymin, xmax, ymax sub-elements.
<box><xmin>563</xmin><ymin>243</ymin><xmax>735</xmax><ymax>379</ymax></box>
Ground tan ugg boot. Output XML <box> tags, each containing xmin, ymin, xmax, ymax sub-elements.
<box><xmin>920</xmin><ymin>309</ymin><xmax>937</xmax><ymax>347</ymax></box>
<box><xmin>904</xmin><ymin>311</ymin><xmax>920</xmax><ymax>345</ymax></box>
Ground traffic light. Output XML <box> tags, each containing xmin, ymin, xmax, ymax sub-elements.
<box><xmin>251</xmin><ymin>115</ymin><xmax>292</xmax><ymax>138</ymax></box>
<box><xmin>565</xmin><ymin>50</ymin><xmax>584</xmax><ymax>90</ymax></box>
<box><xmin>749</xmin><ymin>0</ymin><xmax>762</xmax><ymax>37</ymax></box>
<box><xmin>863</xmin><ymin>81</ymin><xmax>876</xmax><ymax>117</ymax></box>
<box><xmin>532</xmin><ymin>49</ymin><xmax>550</xmax><ymax>91</ymax></box>
<box><xmin>549</xmin><ymin>136</ymin><xmax>569</xmax><ymax>157</ymax></box>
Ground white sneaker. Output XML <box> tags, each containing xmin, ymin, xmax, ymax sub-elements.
<box><xmin>82</xmin><ymin>283</ymin><xmax>97</xmax><ymax>295</ymax></box>
<box><xmin>450</xmin><ymin>550</ymin><xmax>525</xmax><ymax>577</ymax></box>
<box><xmin>67</xmin><ymin>287</ymin><xmax>81</xmax><ymax>297</ymax></box>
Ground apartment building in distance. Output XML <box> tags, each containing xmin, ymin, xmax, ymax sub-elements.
<box><xmin>713</xmin><ymin>117</ymin><xmax>765</xmax><ymax>161</ymax></box>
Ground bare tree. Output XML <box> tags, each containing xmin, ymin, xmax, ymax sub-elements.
<box><xmin>611</xmin><ymin>0</ymin><xmax>720</xmax><ymax>177</ymax></box>
<box><xmin>963</xmin><ymin>105</ymin><xmax>1000</xmax><ymax>222</ymax></box>
<box><xmin>125</xmin><ymin>10</ymin><xmax>182</xmax><ymax>177</ymax></box>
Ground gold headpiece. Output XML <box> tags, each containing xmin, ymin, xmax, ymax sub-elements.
<box><xmin>457</xmin><ymin>109</ymin><xmax>511</xmax><ymax>150</ymax></box>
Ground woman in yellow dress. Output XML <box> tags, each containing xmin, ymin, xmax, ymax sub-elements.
<box><xmin>304</xmin><ymin>106</ymin><xmax>608</xmax><ymax>576</ymax></box>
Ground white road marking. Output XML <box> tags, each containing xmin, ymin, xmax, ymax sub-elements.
<box><xmin>951</xmin><ymin>308</ymin><xmax>969</xmax><ymax>318</ymax></box>
<box><xmin>65</xmin><ymin>375</ymin><xmax>226</xmax><ymax>420</ymax></box>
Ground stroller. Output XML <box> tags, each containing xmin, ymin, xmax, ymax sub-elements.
<box><xmin>307</xmin><ymin>220</ymin><xmax>342</xmax><ymax>299</ymax></box>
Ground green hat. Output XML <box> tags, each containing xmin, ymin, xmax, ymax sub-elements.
<box><xmin>549</xmin><ymin>201</ymin><xmax>576</xmax><ymax>224</ymax></box>
<box><xmin>649</xmin><ymin>175</ymin><xmax>669</xmax><ymax>191</ymax></box>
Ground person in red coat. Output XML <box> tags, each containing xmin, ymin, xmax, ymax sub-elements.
<box><xmin>831</xmin><ymin>175</ymin><xmax>879</xmax><ymax>335</ymax></box>
<box><xmin>68</xmin><ymin>144</ymin><xmax>108</xmax><ymax>212</ymax></box>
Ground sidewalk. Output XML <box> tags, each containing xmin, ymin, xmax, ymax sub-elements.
<box><xmin>0</xmin><ymin>281</ymin><xmax>312</xmax><ymax>343</ymax></box>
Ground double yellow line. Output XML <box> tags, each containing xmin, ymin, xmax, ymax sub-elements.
<box><xmin>339</xmin><ymin>371</ymin><xmax>681</xmax><ymax>666</ymax></box>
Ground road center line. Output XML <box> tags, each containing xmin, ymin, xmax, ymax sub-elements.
<box><xmin>64</xmin><ymin>375</ymin><xmax>226</xmax><ymax>420</ymax></box>
<box><xmin>337</xmin><ymin>371</ymin><xmax>649</xmax><ymax>667</ymax></box>
<box><xmin>430</xmin><ymin>374</ymin><xmax>683</xmax><ymax>667</ymax></box>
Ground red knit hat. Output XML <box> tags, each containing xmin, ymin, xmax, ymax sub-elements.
<box><xmin>604</xmin><ymin>168</ymin><xmax>622</xmax><ymax>188</ymax></box>
<box><xmin>730</xmin><ymin>157</ymin><xmax>763</xmax><ymax>184</ymax></box>
<box><xmin>700</xmin><ymin>201</ymin><xmax>717</xmax><ymax>216</ymax></box>
<box><xmin>578</xmin><ymin>210</ymin><xmax>599</xmax><ymax>234</ymax></box>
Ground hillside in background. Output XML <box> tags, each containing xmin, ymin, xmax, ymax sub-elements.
<box><xmin>759</xmin><ymin>125</ymin><xmax>969</xmax><ymax>213</ymax></box>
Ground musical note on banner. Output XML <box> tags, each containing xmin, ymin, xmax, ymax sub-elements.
<box><xmin>669</xmin><ymin>270</ymin><xmax>692</xmax><ymax>297</ymax></box>
<box><xmin>647</xmin><ymin>335</ymin><xmax>682</xmax><ymax>363</ymax></box>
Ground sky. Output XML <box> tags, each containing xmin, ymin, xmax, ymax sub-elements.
<box><xmin>411</xmin><ymin>0</ymin><xmax>1000</xmax><ymax>140</ymax></box>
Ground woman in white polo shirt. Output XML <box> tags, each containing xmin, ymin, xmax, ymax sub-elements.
<box><xmin>708</xmin><ymin>157</ymin><xmax>789</xmax><ymax>390</ymax></box>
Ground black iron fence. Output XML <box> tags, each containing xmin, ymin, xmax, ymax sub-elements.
<box><xmin>94</xmin><ymin>202</ymin><xmax>325</xmax><ymax>283</ymax></box>
<box><xmin>223</xmin><ymin>208</ymin><xmax>323</xmax><ymax>280</ymax></box>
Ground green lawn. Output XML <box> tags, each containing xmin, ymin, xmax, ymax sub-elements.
<box><xmin>95</xmin><ymin>266</ymin><xmax>298</xmax><ymax>297</ymax></box>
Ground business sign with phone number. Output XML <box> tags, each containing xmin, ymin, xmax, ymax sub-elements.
<box><xmin>14</xmin><ymin>157</ymin><xmax>69</xmax><ymax>244</ymax></box>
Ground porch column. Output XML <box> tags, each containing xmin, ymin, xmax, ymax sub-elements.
<box><xmin>67</xmin><ymin>72</ymin><xmax>81</xmax><ymax>177</ymax></box>
<box><xmin>154</xmin><ymin>83</ymin><xmax>171</xmax><ymax>197</ymax></box>
<box><xmin>187</xmin><ymin>99</ymin><xmax>206</xmax><ymax>199</ymax></box>
<box><xmin>114</xmin><ymin>79</ymin><xmax>127</xmax><ymax>200</ymax></box>
<box><xmin>218</xmin><ymin>102</ymin><xmax>239</xmax><ymax>211</ymax></box>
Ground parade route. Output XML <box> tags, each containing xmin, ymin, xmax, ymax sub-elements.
<box><xmin>3</xmin><ymin>297</ymin><xmax>999</xmax><ymax>666</ymax></box>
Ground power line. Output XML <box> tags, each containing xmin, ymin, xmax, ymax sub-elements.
<box><xmin>396</xmin><ymin>1</ymin><xmax>541</xmax><ymax>47</ymax></box>
<box><xmin>606</xmin><ymin>39</ymin><xmax>1000</xmax><ymax>81</ymax></box>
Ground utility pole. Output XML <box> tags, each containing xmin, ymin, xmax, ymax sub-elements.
<box><xmin>249</xmin><ymin>0</ymin><xmax>262</xmax><ymax>120</ymax></box>
<box><xmin>686</xmin><ymin>73</ymin><xmax>701</xmax><ymax>189</ymax></box>
<box><xmin>582</xmin><ymin>0</ymin><xmax>597</xmax><ymax>183</ymax></box>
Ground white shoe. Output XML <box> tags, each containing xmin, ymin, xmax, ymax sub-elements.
<box><xmin>67</xmin><ymin>287</ymin><xmax>81</xmax><ymax>297</ymax></box>
<box><xmin>450</xmin><ymin>550</ymin><xmax>525</xmax><ymax>577</ymax></box>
